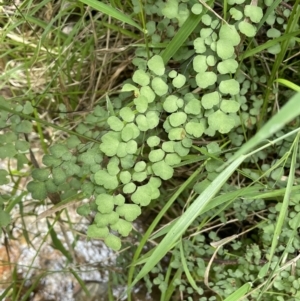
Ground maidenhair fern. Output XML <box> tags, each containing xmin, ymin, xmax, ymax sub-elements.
<box><xmin>22</xmin><ymin>0</ymin><xmax>295</xmax><ymax>258</ymax></box>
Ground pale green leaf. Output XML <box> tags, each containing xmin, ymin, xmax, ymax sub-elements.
<box><xmin>191</xmin><ymin>3</ymin><xmax>202</xmax><ymax>14</ymax></box>
<box><xmin>146</xmin><ymin>111</ymin><xmax>160</xmax><ymax>129</ymax></box>
<box><xmin>196</xmin><ymin>72</ymin><xmax>217</xmax><ymax>89</ymax></box>
<box><xmin>149</xmin><ymin>149</ymin><xmax>165</xmax><ymax>162</ymax></box>
<box><xmin>162</xmin><ymin>141</ymin><xmax>175</xmax><ymax>153</ymax></box>
<box><xmin>133</xmin><ymin>70</ymin><xmax>150</xmax><ymax>86</ymax></box>
<box><xmin>148</xmin><ymin>55</ymin><xmax>165</xmax><ymax>76</ymax></box>
<box><xmin>126</xmin><ymin>140</ymin><xmax>138</xmax><ymax>154</ymax></box>
<box><xmin>94</xmin><ymin>170</ymin><xmax>119</xmax><ymax>189</ymax></box>
<box><xmin>172</xmin><ymin>74</ymin><xmax>186</xmax><ymax>88</ymax></box>
<box><xmin>96</xmin><ymin>194</ymin><xmax>114</xmax><ymax>214</ymax></box>
<box><xmin>151</xmin><ymin>77</ymin><xmax>169</xmax><ymax>96</ymax></box>
<box><xmin>119</xmin><ymin>107</ymin><xmax>135</xmax><ymax>122</ymax></box>
<box><xmin>244</xmin><ymin>5</ymin><xmax>263</xmax><ymax>23</ymax></box>
<box><xmin>168</xmin><ymin>128</ymin><xmax>185</xmax><ymax>140</ymax></box>
<box><xmin>104</xmin><ymin>234</ymin><xmax>121</xmax><ymax>251</ymax></box>
<box><xmin>87</xmin><ymin>224</ymin><xmax>109</xmax><ymax>239</ymax></box>
<box><xmin>229</xmin><ymin>7</ymin><xmax>243</xmax><ymax>20</ymax></box>
<box><xmin>134</xmin><ymin>161</ymin><xmax>147</xmax><ymax>172</ymax></box>
<box><xmin>123</xmin><ymin>182</ymin><xmax>136</xmax><ymax>194</ymax></box>
<box><xmin>134</xmin><ymin>95</ymin><xmax>148</xmax><ymax>113</ymax></box>
<box><xmin>95</xmin><ymin>211</ymin><xmax>119</xmax><ymax>227</ymax></box>
<box><xmin>140</xmin><ymin>86</ymin><xmax>156</xmax><ymax>103</ymax></box>
<box><xmin>32</xmin><ymin>168</ymin><xmax>50</xmax><ymax>181</ymax></box>
<box><xmin>193</xmin><ymin>55</ymin><xmax>208</xmax><ymax>73</ymax></box>
<box><xmin>100</xmin><ymin>131</ymin><xmax>121</xmax><ymax>156</ymax></box>
<box><xmin>219</xmin><ymin>24</ymin><xmax>241</xmax><ymax>46</ymax></box>
<box><xmin>152</xmin><ymin>160</ymin><xmax>174</xmax><ymax>180</ymax></box>
<box><xmin>15</xmin><ymin>140</ymin><xmax>30</xmax><ymax>152</ymax></box>
<box><xmin>201</xmin><ymin>91</ymin><xmax>220</xmax><ymax>109</ymax></box>
<box><xmin>110</xmin><ymin>219</ymin><xmax>132</xmax><ymax>237</ymax></box>
<box><xmin>185</xmin><ymin>122</ymin><xmax>205</xmax><ymax>138</ymax></box>
<box><xmin>184</xmin><ymin>98</ymin><xmax>201</xmax><ymax>115</ymax></box>
<box><xmin>122</xmin><ymin>83</ymin><xmax>138</xmax><ymax>93</ymax></box>
<box><xmin>217</xmin><ymin>59</ymin><xmax>239</xmax><ymax>74</ymax></box>
<box><xmin>116</xmin><ymin>204</ymin><xmax>141</xmax><ymax>221</ymax></box>
<box><xmin>52</xmin><ymin>167</ymin><xmax>67</xmax><ymax>185</ymax></box>
<box><xmin>221</xmin><ymin>100</ymin><xmax>240</xmax><ymax>113</ymax></box>
<box><xmin>163</xmin><ymin>95</ymin><xmax>179</xmax><ymax>113</ymax></box>
<box><xmin>208</xmin><ymin>110</ymin><xmax>236</xmax><ymax>134</ymax></box>
<box><xmin>119</xmin><ymin>171</ymin><xmax>131</xmax><ymax>184</ymax></box>
<box><xmin>107</xmin><ymin>116</ymin><xmax>124</xmax><ymax>131</ymax></box>
<box><xmin>219</xmin><ymin>79</ymin><xmax>240</xmax><ymax>95</ymax></box>
<box><xmin>107</xmin><ymin>157</ymin><xmax>120</xmax><ymax>176</ymax></box>
<box><xmin>132</xmin><ymin>171</ymin><xmax>147</xmax><ymax>182</ymax></box>
<box><xmin>49</xmin><ymin>144</ymin><xmax>69</xmax><ymax>158</ymax></box>
<box><xmin>165</xmin><ymin>153</ymin><xmax>181</xmax><ymax>166</ymax></box>
<box><xmin>194</xmin><ymin>37</ymin><xmax>206</xmax><ymax>53</ymax></box>
<box><xmin>169</xmin><ymin>112</ymin><xmax>187</xmax><ymax>127</ymax></box>
<box><xmin>216</xmin><ymin>39</ymin><xmax>234</xmax><ymax>59</ymax></box>
<box><xmin>147</xmin><ymin>136</ymin><xmax>160</xmax><ymax>147</ymax></box>
<box><xmin>239</xmin><ymin>21</ymin><xmax>257</xmax><ymax>37</ymax></box>
<box><xmin>161</xmin><ymin>0</ymin><xmax>178</xmax><ymax>19</ymax></box>
<box><xmin>267</xmin><ymin>28</ymin><xmax>281</xmax><ymax>38</ymax></box>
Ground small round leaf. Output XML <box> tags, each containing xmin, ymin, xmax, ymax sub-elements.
<box><xmin>216</xmin><ymin>39</ymin><xmax>234</xmax><ymax>59</ymax></box>
<box><xmin>244</xmin><ymin>5</ymin><xmax>263</xmax><ymax>23</ymax></box>
<box><xmin>151</xmin><ymin>77</ymin><xmax>169</xmax><ymax>96</ymax></box>
<box><xmin>152</xmin><ymin>160</ymin><xmax>174</xmax><ymax>180</ymax></box>
<box><xmin>219</xmin><ymin>79</ymin><xmax>240</xmax><ymax>95</ymax></box>
<box><xmin>87</xmin><ymin>224</ymin><xmax>109</xmax><ymax>239</ymax></box>
<box><xmin>116</xmin><ymin>204</ymin><xmax>141</xmax><ymax>221</ymax></box>
<box><xmin>107</xmin><ymin>116</ymin><xmax>124</xmax><ymax>131</ymax></box>
<box><xmin>149</xmin><ymin>149</ymin><xmax>165</xmax><ymax>162</ymax></box>
<box><xmin>133</xmin><ymin>69</ymin><xmax>150</xmax><ymax>86</ymax></box>
<box><xmin>196</xmin><ymin>72</ymin><xmax>217</xmax><ymax>89</ymax></box>
<box><xmin>169</xmin><ymin>112</ymin><xmax>187</xmax><ymax>127</ymax></box>
<box><xmin>239</xmin><ymin>21</ymin><xmax>257</xmax><ymax>37</ymax></box>
<box><xmin>148</xmin><ymin>55</ymin><xmax>165</xmax><ymax>76</ymax></box>
<box><xmin>172</xmin><ymin>74</ymin><xmax>186</xmax><ymax>89</ymax></box>
<box><xmin>104</xmin><ymin>234</ymin><xmax>121</xmax><ymax>251</ymax></box>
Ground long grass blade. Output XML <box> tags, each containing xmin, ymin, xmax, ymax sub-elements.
<box><xmin>78</xmin><ymin>0</ymin><xmax>143</xmax><ymax>31</ymax></box>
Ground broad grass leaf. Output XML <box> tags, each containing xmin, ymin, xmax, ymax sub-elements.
<box><xmin>78</xmin><ymin>0</ymin><xmax>143</xmax><ymax>31</ymax></box>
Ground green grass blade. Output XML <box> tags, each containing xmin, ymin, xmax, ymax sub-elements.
<box><xmin>223</xmin><ymin>282</ymin><xmax>252</xmax><ymax>301</ymax></box>
<box><xmin>274</xmin><ymin>78</ymin><xmax>300</xmax><ymax>92</ymax></box>
<box><xmin>267</xmin><ymin>133</ymin><xmax>300</xmax><ymax>267</ymax></box>
<box><xmin>131</xmin><ymin>155</ymin><xmax>245</xmax><ymax>287</ymax></box>
<box><xmin>70</xmin><ymin>269</ymin><xmax>91</xmax><ymax>298</ymax></box>
<box><xmin>47</xmin><ymin>219</ymin><xmax>73</xmax><ymax>262</ymax></box>
<box><xmin>78</xmin><ymin>0</ymin><xmax>143</xmax><ymax>31</ymax></box>
<box><xmin>179</xmin><ymin>240</ymin><xmax>202</xmax><ymax>294</ymax></box>
<box><xmin>242</xmin><ymin>30</ymin><xmax>300</xmax><ymax>60</ymax></box>
<box><xmin>160</xmin><ymin>0</ymin><xmax>214</xmax><ymax>65</ymax></box>
<box><xmin>224</xmin><ymin>92</ymin><xmax>300</xmax><ymax>167</ymax></box>
<box><xmin>161</xmin><ymin>12</ymin><xmax>203</xmax><ymax>64</ymax></box>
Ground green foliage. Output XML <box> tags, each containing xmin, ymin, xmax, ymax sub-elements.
<box><xmin>1</xmin><ymin>0</ymin><xmax>300</xmax><ymax>300</ymax></box>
